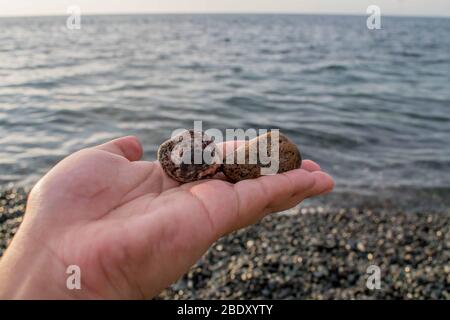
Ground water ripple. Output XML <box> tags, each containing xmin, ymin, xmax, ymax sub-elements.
<box><xmin>0</xmin><ymin>14</ymin><xmax>449</xmax><ymax>199</ymax></box>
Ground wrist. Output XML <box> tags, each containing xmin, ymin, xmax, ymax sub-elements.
<box><xmin>0</xmin><ymin>227</ymin><xmax>76</xmax><ymax>299</ymax></box>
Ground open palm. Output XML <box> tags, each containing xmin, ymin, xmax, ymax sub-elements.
<box><xmin>1</xmin><ymin>136</ymin><xmax>334</xmax><ymax>299</ymax></box>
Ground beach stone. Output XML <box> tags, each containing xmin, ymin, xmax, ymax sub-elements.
<box><xmin>157</xmin><ymin>129</ymin><xmax>222</xmax><ymax>183</ymax></box>
<box><xmin>223</xmin><ymin>131</ymin><xmax>301</xmax><ymax>183</ymax></box>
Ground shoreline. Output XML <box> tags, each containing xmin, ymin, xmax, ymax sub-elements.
<box><xmin>1</xmin><ymin>187</ymin><xmax>449</xmax><ymax>299</ymax></box>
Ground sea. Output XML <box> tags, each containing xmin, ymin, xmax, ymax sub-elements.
<box><xmin>0</xmin><ymin>14</ymin><xmax>449</xmax><ymax>208</ymax></box>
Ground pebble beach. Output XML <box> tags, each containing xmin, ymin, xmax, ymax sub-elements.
<box><xmin>2</xmin><ymin>187</ymin><xmax>449</xmax><ymax>299</ymax></box>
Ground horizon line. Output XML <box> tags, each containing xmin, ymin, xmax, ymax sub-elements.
<box><xmin>0</xmin><ymin>11</ymin><xmax>449</xmax><ymax>19</ymax></box>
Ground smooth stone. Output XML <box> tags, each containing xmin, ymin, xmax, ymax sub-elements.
<box><xmin>157</xmin><ymin>129</ymin><xmax>222</xmax><ymax>183</ymax></box>
<box><xmin>222</xmin><ymin>131</ymin><xmax>301</xmax><ymax>183</ymax></box>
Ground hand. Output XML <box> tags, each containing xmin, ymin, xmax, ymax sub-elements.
<box><xmin>0</xmin><ymin>136</ymin><xmax>334</xmax><ymax>299</ymax></box>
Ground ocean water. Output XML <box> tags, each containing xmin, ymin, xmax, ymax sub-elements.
<box><xmin>0</xmin><ymin>14</ymin><xmax>449</xmax><ymax>203</ymax></box>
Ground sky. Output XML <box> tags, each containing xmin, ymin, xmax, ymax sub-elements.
<box><xmin>0</xmin><ymin>0</ymin><xmax>449</xmax><ymax>17</ymax></box>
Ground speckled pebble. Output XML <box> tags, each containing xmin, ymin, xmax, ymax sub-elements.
<box><xmin>157</xmin><ymin>129</ymin><xmax>222</xmax><ymax>183</ymax></box>
<box><xmin>223</xmin><ymin>131</ymin><xmax>301</xmax><ymax>183</ymax></box>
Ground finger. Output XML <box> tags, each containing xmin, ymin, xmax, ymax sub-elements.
<box><xmin>270</xmin><ymin>171</ymin><xmax>335</xmax><ymax>212</ymax></box>
<box><xmin>229</xmin><ymin>170</ymin><xmax>333</xmax><ymax>229</ymax></box>
<box><xmin>303</xmin><ymin>171</ymin><xmax>335</xmax><ymax>198</ymax></box>
<box><xmin>301</xmin><ymin>159</ymin><xmax>321</xmax><ymax>172</ymax></box>
<box><xmin>185</xmin><ymin>168</ymin><xmax>314</xmax><ymax>238</ymax></box>
<box><xmin>94</xmin><ymin>136</ymin><xmax>143</xmax><ymax>161</ymax></box>
<box><xmin>230</xmin><ymin>169</ymin><xmax>314</xmax><ymax>227</ymax></box>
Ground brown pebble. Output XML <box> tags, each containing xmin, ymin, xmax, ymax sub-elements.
<box><xmin>222</xmin><ymin>131</ymin><xmax>301</xmax><ymax>183</ymax></box>
<box><xmin>157</xmin><ymin>130</ymin><xmax>222</xmax><ymax>183</ymax></box>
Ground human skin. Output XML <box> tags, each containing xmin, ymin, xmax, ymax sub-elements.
<box><xmin>0</xmin><ymin>136</ymin><xmax>334</xmax><ymax>299</ymax></box>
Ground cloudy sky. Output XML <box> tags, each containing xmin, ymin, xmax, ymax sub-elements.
<box><xmin>0</xmin><ymin>0</ymin><xmax>449</xmax><ymax>17</ymax></box>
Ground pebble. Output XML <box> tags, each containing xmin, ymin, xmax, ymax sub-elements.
<box><xmin>157</xmin><ymin>129</ymin><xmax>222</xmax><ymax>183</ymax></box>
<box><xmin>158</xmin><ymin>204</ymin><xmax>449</xmax><ymax>299</ymax></box>
<box><xmin>158</xmin><ymin>130</ymin><xmax>301</xmax><ymax>184</ymax></box>
<box><xmin>222</xmin><ymin>131</ymin><xmax>301</xmax><ymax>183</ymax></box>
